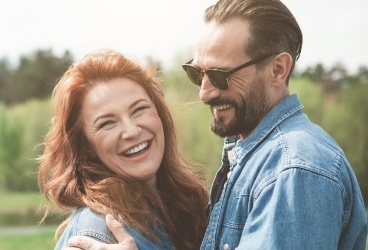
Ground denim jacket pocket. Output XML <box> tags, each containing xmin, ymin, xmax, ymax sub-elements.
<box><xmin>217</xmin><ymin>188</ymin><xmax>251</xmax><ymax>249</ymax></box>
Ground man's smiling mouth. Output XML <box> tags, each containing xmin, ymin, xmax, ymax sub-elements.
<box><xmin>213</xmin><ymin>104</ymin><xmax>232</xmax><ymax>111</ymax></box>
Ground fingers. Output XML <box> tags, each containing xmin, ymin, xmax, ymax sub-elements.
<box><xmin>67</xmin><ymin>235</ymin><xmax>107</xmax><ymax>250</ymax></box>
<box><xmin>105</xmin><ymin>214</ymin><xmax>138</xmax><ymax>250</ymax></box>
<box><xmin>105</xmin><ymin>214</ymin><xmax>130</xmax><ymax>243</ymax></box>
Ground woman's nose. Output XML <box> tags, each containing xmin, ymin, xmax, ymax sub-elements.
<box><xmin>121</xmin><ymin>119</ymin><xmax>141</xmax><ymax>139</ymax></box>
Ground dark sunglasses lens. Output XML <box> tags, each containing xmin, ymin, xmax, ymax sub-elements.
<box><xmin>185</xmin><ymin>66</ymin><xmax>202</xmax><ymax>86</ymax></box>
<box><xmin>207</xmin><ymin>71</ymin><xmax>228</xmax><ymax>90</ymax></box>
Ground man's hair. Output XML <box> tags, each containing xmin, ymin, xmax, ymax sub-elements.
<box><xmin>205</xmin><ymin>0</ymin><xmax>303</xmax><ymax>82</ymax></box>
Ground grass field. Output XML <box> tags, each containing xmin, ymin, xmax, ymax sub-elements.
<box><xmin>0</xmin><ymin>226</ymin><xmax>57</xmax><ymax>250</ymax></box>
<box><xmin>0</xmin><ymin>191</ymin><xmax>62</xmax><ymax>249</ymax></box>
<box><xmin>0</xmin><ymin>191</ymin><xmax>43</xmax><ymax>211</ymax></box>
<box><xmin>0</xmin><ymin>191</ymin><xmax>66</xmax><ymax>225</ymax></box>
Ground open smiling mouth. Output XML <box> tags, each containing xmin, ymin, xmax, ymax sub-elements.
<box><xmin>213</xmin><ymin>104</ymin><xmax>232</xmax><ymax>111</ymax></box>
<box><xmin>123</xmin><ymin>141</ymin><xmax>151</xmax><ymax>157</ymax></box>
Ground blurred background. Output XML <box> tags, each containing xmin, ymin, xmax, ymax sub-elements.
<box><xmin>0</xmin><ymin>0</ymin><xmax>367</xmax><ymax>249</ymax></box>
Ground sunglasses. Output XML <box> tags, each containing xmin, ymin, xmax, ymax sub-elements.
<box><xmin>182</xmin><ymin>54</ymin><xmax>275</xmax><ymax>90</ymax></box>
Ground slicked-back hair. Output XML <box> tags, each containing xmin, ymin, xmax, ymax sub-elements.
<box><xmin>205</xmin><ymin>0</ymin><xmax>303</xmax><ymax>83</ymax></box>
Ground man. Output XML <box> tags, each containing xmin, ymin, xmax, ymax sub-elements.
<box><xmin>67</xmin><ymin>0</ymin><xmax>367</xmax><ymax>249</ymax></box>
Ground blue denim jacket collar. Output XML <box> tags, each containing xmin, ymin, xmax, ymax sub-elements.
<box><xmin>209</xmin><ymin>94</ymin><xmax>302</xmax><ymax>209</ymax></box>
<box><xmin>232</xmin><ymin>93</ymin><xmax>302</xmax><ymax>168</ymax></box>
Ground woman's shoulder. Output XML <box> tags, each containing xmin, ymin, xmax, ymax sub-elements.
<box><xmin>54</xmin><ymin>207</ymin><xmax>116</xmax><ymax>250</ymax></box>
<box><xmin>71</xmin><ymin>207</ymin><xmax>116</xmax><ymax>242</ymax></box>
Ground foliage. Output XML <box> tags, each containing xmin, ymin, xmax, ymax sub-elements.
<box><xmin>163</xmin><ymin>61</ymin><xmax>224</xmax><ymax>183</ymax></box>
<box><xmin>0</xmin><ymin>99</ymin><xmax>51</xmax><ymax>191</ymax></box>
<box><xmin>321</xmin><ymin>83</ymin><xmax>368</xmax><ymax>201</ymax></box>
<box><xmin>0</xmin><ymin>48</ymin><xmax>367</xmax><ymax>205</ymax></box>
<box><xmin>0</xmin><ymin>49</ymin><xmax>73</xmax><ymax>105</ymax></box>
<box><xmin>165</xmin><ymin>91</ymin><xmax>223</xmax><ymax>183</ymax></box>
<box><xmin>289</xmin><ymin>77</ymin><xmax>324</xmax><ymax>124</ymax></box>
<box><xmin>0</xmin><ymin>104</ymin><xmax>23</xmax><ymax>189</ymax></box>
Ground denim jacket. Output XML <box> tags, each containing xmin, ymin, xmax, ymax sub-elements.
<box><xmin>54</xmin><ymin>207</ymin><xmax>175</xmax><ymax>250</ymax></box>
<box><xmin>201</xmin><ymin>94</ymin><xmax>367</xmax><ymax>250</ymax></box>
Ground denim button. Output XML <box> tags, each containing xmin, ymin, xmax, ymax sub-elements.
<box><xmin>207</xmin><ymin>233</ymin><xmax>212</xmax><ymax>240</ymax></box>
<box><xmin>223</xmin><ymin>243</ymin><xmax>229</xmax><ymax>250</ymax></box>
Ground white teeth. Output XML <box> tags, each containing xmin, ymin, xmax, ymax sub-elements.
<box><xmin>214</xmin><ymin>104</ymin><xmax>231</xmax><ymax>111</ymax></box>
<box><xmin>125</xmin><ymin>142</ymin><xmax>149</xmax><ymax>155</ymax></box>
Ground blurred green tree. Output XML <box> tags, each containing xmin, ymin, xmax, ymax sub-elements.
<box><xmin>0</xmin><ymin>59</ymin><xmax>15</xmax><ymax>104</ymax></box>
<box><xmin>0</xmin><ymin>48</ymin><xmax>367</xmax><ymax>206</ymax></box>
<box><xmin>0</xmin><ymin>49</ymin><xmax>73</xmax><ymax>105</ymax></box>
<box><xmin>0</xmin><ymin>99</ymin><xmax>51</xmax><ymax>191</ymax></box>
<box><xmin>0</xmin><ymin>104</ymin><xmax>23</xmax><ymax>189</ymax></box>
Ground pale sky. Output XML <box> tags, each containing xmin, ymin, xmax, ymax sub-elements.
<box><xmin>1</xmin><ymin>0</ymin><xmax>367</xmax><ymax>73</ymax></box>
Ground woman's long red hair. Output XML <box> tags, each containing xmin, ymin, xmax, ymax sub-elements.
<box><xmin>38</xmin><ymin>50</ymin><xmax>208</xmax><ymax>249</ymax></box>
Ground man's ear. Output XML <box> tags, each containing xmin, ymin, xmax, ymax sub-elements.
<box><xmin>271</xmin><ymin>52</ymin><xmax>293</xmax><ymax>86</ymax></box>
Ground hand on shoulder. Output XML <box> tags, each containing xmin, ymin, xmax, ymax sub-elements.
<box><xmin>66</xmin><ymin>214</ymin><xmax>138</xmax><ymax>250</ymax></box>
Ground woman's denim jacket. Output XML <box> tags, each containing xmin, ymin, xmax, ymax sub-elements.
<box><xmin>201</xmin><ymin>94</ymin><xmax>367</xmax><ymax>250</ymax></box>
<box><xmin>54</xmin><ymin>207</ymin><xmax>175</xmax><ymax>250</ymax></box>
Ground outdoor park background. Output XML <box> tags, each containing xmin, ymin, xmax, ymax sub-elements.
<box><xmin>1</xmin><ymin>0</ymin><xmax>368</xmax><ymax>248</ymax></box>
<box><xmin>0</xmin><ymin>48</ymin><xmax>367</xmax><ymax>249</ymax></box>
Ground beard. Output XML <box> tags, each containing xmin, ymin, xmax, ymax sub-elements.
<box><xmin>209</xmin><ymin>77</ymin><xmax>269</xmax><ymax>138</ymax></box>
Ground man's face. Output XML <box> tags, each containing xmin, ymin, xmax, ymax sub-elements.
<box><xmin>192</xmin><ymin>19</ymin><xmax>270</xmax><ymax>139</ymax></box>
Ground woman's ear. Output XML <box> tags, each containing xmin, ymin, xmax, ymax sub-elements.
<box><xmin>271</xmin><ymin>52</ymin><xmax>293</xmax><ymax>86</ymax></box>
<box><xmin>86</xmin><ymin>147</ymin><xmax>97</xmax><ymax>159</ymax></box>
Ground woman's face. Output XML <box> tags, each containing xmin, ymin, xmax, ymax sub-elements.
<box><xmin>81</xmin><ymin>77</ymin><xmax>165</xmax><ymax>187</ymax></box>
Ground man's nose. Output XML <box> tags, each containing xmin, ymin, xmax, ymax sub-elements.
<box><xmin>199</xmin><ymin>75</ymin><xmax>221</xmax><ymax>103</ymax></box>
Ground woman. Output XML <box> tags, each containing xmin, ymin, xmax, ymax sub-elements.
<box><xmin>38</xmin><ymin>50</ymin><xmax>209</xmax><ymax>250</ymax></box>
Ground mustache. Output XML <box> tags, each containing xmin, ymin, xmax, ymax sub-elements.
<box><xmin>205</xmin><ymin>97</ymin><xmax>236</xmax><ymax>107</ymax></box>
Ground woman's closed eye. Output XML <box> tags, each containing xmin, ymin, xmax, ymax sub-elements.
<box><xmin>97</xmin><ymin>120</ymin><xmax>116</xmax><ymax>130</ymax></box>
<box><xmin>133</xmin><ymin>105</ymin><xmax>150</xmax><ymax>117</ymax></box>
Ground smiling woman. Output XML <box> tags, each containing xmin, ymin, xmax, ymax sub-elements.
<box><xmin>81</xmin><ymin>78</ymin><xmax>165</xmax><ymax>187</ymax></box>
<box><xmin>37</xmin><ymin>49</ymin><xmax>209</xmax><ymax>250</ymax></box>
